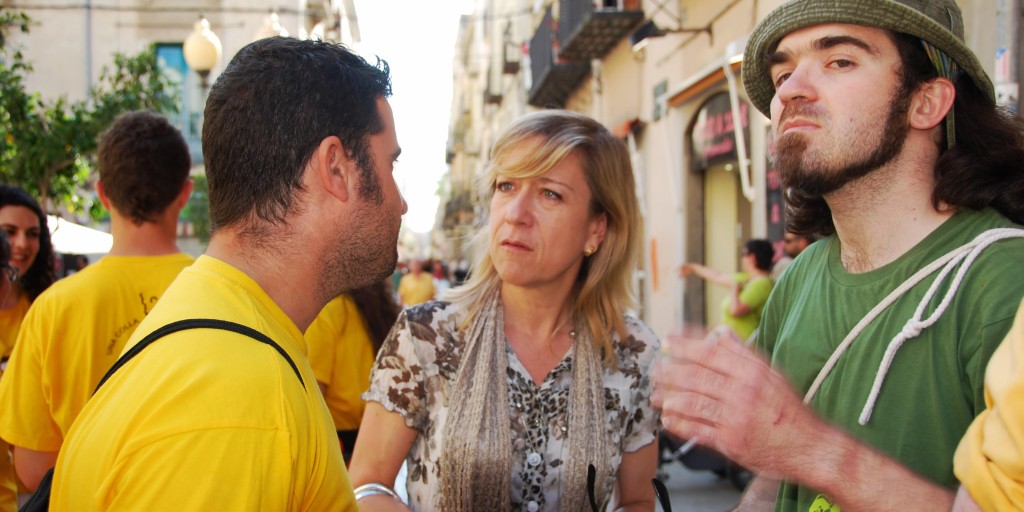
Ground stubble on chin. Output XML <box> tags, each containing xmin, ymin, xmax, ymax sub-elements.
<box><xmin>775</xmin><ymin>134</ymin><xmax>811</xmax><ymax>190</ymax></box>
<box><xmin>316</xmin><ymin>209</ymin><xmax>400</xmax><ymax>303</ymax></box>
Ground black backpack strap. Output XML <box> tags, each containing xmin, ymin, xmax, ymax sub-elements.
<box><xmin>95</xmin><ymin>318</ymin><xmax>305</xmax><ymax>393</ymax></box>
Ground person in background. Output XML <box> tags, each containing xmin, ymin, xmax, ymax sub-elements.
<box><xmin>51</xmin><ymin>37</ymin><xmax>404</xmax><ymax>510</ymax></box>
<box><xmin>655</xmin><ymin>0</ymin><xmax>1024</xmax><ymax>509</ymax></box>
<box><xmin>953</xmin><ymin>298</ymin><xmax>1024</xmax><ymax>510</ymax></box>
<box><xmin>0</xmin><ymin>235</ymin><xmax>16</xmax><ymax>315</ymax></box>
<box><xmin>0</xmin><ymin>185</ymin><xmax>56</xmax><ymax>360</ymax></box>
<box><xmin>350</xmin><ymin>110</ymin><xmax>659</xmax><ymax>511</ymax></box>
<box><xmin>678</xmin><ymin>239</ymin><xmax>774</xmax><ymax>342</ymax></box>
<box><xmin>0</xmin><ymin>110</ymin><xmax>195</xmax><ymax>491</ymax></box>
<box><xmin>397</xmin><ymin>258</ymin><xmax>434</xmax><ymax>306</ymax></box>
<box><xmin>770</xmin><ymin>231</ymin><xmax>815</xmax><ymax>281</ymax></box>
<box><xmin>65</xmin><ymin>255</ymin><xmax>89</xmax><ymax>277</ymax></box>
<box><xmin>430</xmin><ymin>259</ymin><xmax>451</xmax><ymax>297</ymax></box>
<box><xmin>0</xmin><ymin>185</ymin><xmax>56</xmax><ymax>511</ymax></box>
<box><xmin>306</xmin><ymin>279</ymin><xmax>400</xmax><ymax>463</ymax></box>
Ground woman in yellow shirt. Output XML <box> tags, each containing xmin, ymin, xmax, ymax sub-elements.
<box><xmin>0</xmin><ymin>186</ymin><xmax>56</xmax><ymax>511</ymax></box>
<box><xmin>0</xmin><ymin>185</ymin><xmax>57</xmax><ymax>358</ymax></box>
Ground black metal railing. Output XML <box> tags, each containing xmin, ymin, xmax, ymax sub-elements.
<box><xmin>527</xmin><ymin>6</ymin><xmax>590</xmax><ymax>108</ymax></box>
<box><xmin>558</xmin><ymin>0</ymin><xmax>644</xmax><ymax>61</ymax></box>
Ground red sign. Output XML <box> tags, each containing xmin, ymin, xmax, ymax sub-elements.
<box><xmin>689</xmin><ymin>92</ymin><xmax>751</xmax><ymax>172</ymax></box>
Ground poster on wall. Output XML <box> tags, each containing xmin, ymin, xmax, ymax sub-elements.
<box><xmin>765</xmin><ymin>127</ymin><xmax>787</xmax><ymax>258</ymax></box>
<box><xmin>689</xmin><ymin>92</ymin><xmax>751</xmax><ymax>172</ymax></box>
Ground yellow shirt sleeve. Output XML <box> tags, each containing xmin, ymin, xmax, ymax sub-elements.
<box><xmin>306</xmin><ymin>295</ymin><xmax>375</xmax><ymax>431</ymax></box>
<box><xmin>954</xmin><ymin>300</ymin><xmax>1024</xmax><ymax>509</ymax></box>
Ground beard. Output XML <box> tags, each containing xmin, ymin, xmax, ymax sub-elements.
<box><xmin>775</xmin><ymin>84</ymin><xmax>912</xmax><ymax>196</ymax></box>
<box><xmin>316</xmin><ymin>168</ymin><xmax>400</xmax><ymax>303</ymax></box>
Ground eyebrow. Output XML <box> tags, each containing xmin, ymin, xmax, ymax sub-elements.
<box><xmin>767</xmin><ymin>34</ymin><xmax>879</xmax><ymax>66</ymax></box>
<box><xmin>537</xmin><ymin>176</ymin><xmax>574</xmax><ymax>192</ymax></box>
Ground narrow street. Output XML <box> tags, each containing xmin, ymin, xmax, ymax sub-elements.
<box><xmin>658</xmin><ymin>459</ymin><xmax>742</xmax><ymax>512</ymax></box>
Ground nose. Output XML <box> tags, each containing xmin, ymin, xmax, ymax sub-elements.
<box><xmin>774</xmin><ymin>64</ymin><xmax>817</xmax><ymax>108</ymax></box>
<box><xmin>399</xmin><ymin>192</ymin><xmax>409</xmax><ymax>216</ymax></box>
<box><xmin>503</xmin><ymin>190</ymin><xmax>533</xmax><ymax>226</ymax></box>
<box><xmin>10</xmin><ymin>231</ymin><xmax>26</xmax><ymax>251</ymax></box>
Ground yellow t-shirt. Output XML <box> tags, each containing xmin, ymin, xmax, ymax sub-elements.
<box><xmin>306</xmin><ymin>294</ymin><xmax>375</xmax><ymax>431</ymax></box>
<box><xmin>954</xmin><ymin>300</ymin><xmax>1024</xmax><ymax>510</ymax></box>
<box><xmin>398</xmin><ymin>272</ymin><xmax>435</xmax><ymax>306</ymax></box>
<box><xmin>0</xmin><ymin>253</ymin><xmax>194</xmax><ymax>452</ymax></box>
<box><xmin>52</xmin><ymin>256</ymin><xmax>354</xmax><ymax>511</ymax></box>
<box><xmin>0</xmin><ymin>293</ymin><xmax>30</xmax><ymax>512</ymax></box>
<box><xmin>0</xmin><ymin>294</ymin><xmax>30</xmax><ymax>358</ymax></box>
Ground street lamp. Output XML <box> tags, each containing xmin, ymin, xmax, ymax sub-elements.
<box><xmin>183</xmin><ymin>15</ymin><xmax>222</xmax><ymax>90</ymax></box>
<box><xmin>254</xmin><ymin>11</ymin><xmax>289</xmax><ymax>40</ymax></box>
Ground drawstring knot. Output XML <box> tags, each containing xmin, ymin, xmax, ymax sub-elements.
<box><xmin>899</xmin><ymin>321</ymin><xmax>924</xmax><ymax>339</ymax></box>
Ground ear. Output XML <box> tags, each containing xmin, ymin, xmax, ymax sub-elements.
<box><xmin>909</xmin><ymin>77</ymin><xmax>956</xmax><ymax>130</ymax></box>
<box><xmin>173</xmin><ymin>178</ymin><xmax>195</xmax><ymax>211</ymax></box>
<box><xmin>586</xmin><ymin>212</ymin><xmax>608</xmax><ymax>253</ymax></box>
<box><xmin>312</xmin><ymin>135</ymin><xmax>354</xmax><ymax>203</ymax></box>
<box><xmin>95</xmin><ymin>181</ymin><xmax>113</xmax><ymax>211</ymax></box>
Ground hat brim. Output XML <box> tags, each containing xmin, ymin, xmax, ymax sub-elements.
<box><xmin>742</xmin><ymin>0</ymin><xmax>995</xmax><ymax>117</ymax></box>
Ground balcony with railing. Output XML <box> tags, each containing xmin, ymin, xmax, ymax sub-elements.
<box><xmin>558</xmin><ymin>0</ymin><xmax>644</xmax><ymax>61</ymax></box>
<box><xmin>528</xmin><ymin>7</ymin><xmax>590</xmax><ymax>108</ymax></box>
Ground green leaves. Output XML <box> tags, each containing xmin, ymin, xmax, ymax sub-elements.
<box><xmin>0</xmin><ymin>8</ymin><xmax>178</xmax><ymax>217</ymax></box>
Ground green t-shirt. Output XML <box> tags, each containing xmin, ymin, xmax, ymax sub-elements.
<box><xmin>722</xmin><ymin>274</ymin><xmax>773</xmax><ymax>340</ymax></box>
<box><xmin>758</xmin><ymin>208</ymin><xmax>1024</xmax><ymax>512</ymax></box>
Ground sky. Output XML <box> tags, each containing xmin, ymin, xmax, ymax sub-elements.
<box><xmin>352</xmin><ymin>0</ymin><xmax>475</xmax><ymax>233</ymax></box>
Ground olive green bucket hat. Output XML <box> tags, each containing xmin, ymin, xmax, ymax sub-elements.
<box><xmin>742</xmin><ymin>0</ymin><xmax>996</xmax><ymax>118</ymax></box>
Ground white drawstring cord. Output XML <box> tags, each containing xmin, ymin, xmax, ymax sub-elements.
<box><xmin>803</xmin><ymin>228</ymin><xmax>1024</xmax><ymax>426</ymax></box>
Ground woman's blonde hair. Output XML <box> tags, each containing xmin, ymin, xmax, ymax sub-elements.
<box><xmin>447</xmin><ymin>109</ymin><xmax>640</xmax><ymax>365</ymax></box>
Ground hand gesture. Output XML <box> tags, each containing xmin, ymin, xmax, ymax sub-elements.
<box><xmin>653</xmin><ymin>329</ymin><xmax>825</xmax><ymax>479</ymax></box>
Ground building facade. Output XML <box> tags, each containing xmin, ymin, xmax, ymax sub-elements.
<box><xmin>443</xmin><ymin>0</ymin><xmax>1009</xmax><ymax>336</ymax></box>
<box><xmin>6</xmin><ymin>0</ymin><xmax>359</xmax><ymax>161</ymax></box>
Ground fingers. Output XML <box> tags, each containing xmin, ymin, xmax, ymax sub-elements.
<box><xmin>678</xmin><ymin>263</ymin><xmax>693</xmax><ymax>277</ymax></box>
<box><xmin>654</xmin><ymin>331</ymin><xmax>795</xmax><ymax>468</ymax></box>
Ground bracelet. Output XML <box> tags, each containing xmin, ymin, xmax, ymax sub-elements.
<box><xmin>354</xmin><ymin>483</ymin><xmax>403</xmax><ymax>502</ymax></box>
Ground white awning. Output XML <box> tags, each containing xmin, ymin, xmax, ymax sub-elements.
<box><xmin>47</xmin><ymin>216</ymin><xmax>113</xmax><ymax>255</ymax></box>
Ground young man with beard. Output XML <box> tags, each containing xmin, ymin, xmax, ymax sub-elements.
<box><xmin>654</xmin><ymin>0</ymin><xmax>1024</xmax><ymax>510</ymax></box>
<box><xmin>50</xmin><ymin>37</ymin><xmax>406</xmax><ymax>511</ymax></box>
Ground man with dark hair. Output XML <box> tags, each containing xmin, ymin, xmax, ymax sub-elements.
<box><xmin>0</xmin><ymin>110</ymin><xmax>195</xmax><ymax>492</ymax></box>
<box><xmin>52</xmin><ymin>38</ymin><xmax>404</xmax><ymax>510</ymax></box>
<box><xmin>655</xmin><ymin>0</ymin><xmax>1024</xmax><ymax>510</ymax></box>
<box><xmin>769</xmin><ymin>231</ymin><xmax>814</xmax><ymax>281</ymax></box>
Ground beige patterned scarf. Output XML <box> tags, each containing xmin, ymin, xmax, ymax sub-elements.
<box><xmin>439</xmin><ymin>290</ymin><xmax>614</xmax><ymax>510</ymax></box>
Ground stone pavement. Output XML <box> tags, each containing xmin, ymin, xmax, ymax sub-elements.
<box><xmin>657</xmin><ymin>458</ymin><xmax>742</xmax><ymax>512</ymax></box>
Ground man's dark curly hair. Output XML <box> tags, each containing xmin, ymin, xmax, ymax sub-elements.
<box><xmin>97</xmin><ymin>110</ymin><xmax>191</xmax><ymax>224</ymax></box>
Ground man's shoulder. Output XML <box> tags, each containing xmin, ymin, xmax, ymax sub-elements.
<box><xmin>105</xmin><ymin>325</ymin><xmax>309</xmax><ymax>412</ymax></box>
<box><xmin>943</xmin><ymin>210</ymin><xmax>1024</xmax><ymax>274</ymax></box>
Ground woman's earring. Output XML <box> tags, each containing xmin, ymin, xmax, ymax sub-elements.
<box><xmin>584</xmin><ymin>246</ymin><xmax>595</xmax><ymax>257</ymax></box>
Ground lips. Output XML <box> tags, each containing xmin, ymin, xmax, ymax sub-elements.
<box><xmin>777</xmin><ymin>102</ymin><xmax>822</xmax><ymax>135</ymax></box>
<box><xmin>780</xmin><ymin>118</ymin><xmax>819</xmax><ymax>135</ymax></box>
<box><xmin>500</xmin><ymin>238</ymin><xmax>531</xmax><ymax>251</ymax></box>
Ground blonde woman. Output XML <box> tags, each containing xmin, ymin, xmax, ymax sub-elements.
<box><xmin>349</xmin><ymin>110</ymin><xmax>659</xmax><ymax>511</ymax></box>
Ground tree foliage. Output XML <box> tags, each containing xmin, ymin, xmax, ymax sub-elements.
<box><xmin>183</xmin><ymin>174</ymin><xmax>210</xmax><ymax>244</ymax></box>
<box><xmin>0</xmin><ymin>8</ymin><xmax>178</xmax><ymax>216</ymax></box>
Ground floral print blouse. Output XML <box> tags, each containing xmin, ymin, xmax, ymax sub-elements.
<box><xmin>363</xmin><ymin>301</ymin><xmax>661</xmax><ymax>511</ymax></box>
